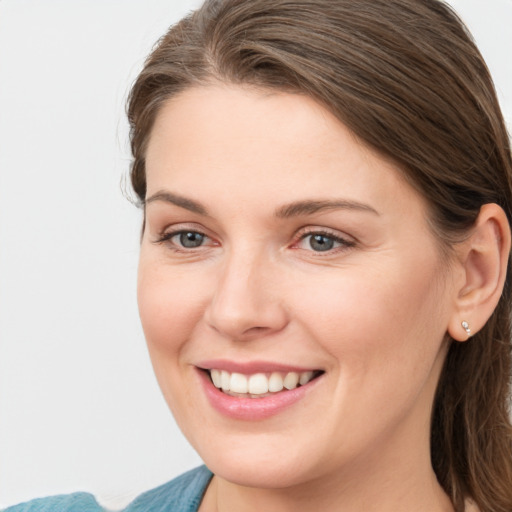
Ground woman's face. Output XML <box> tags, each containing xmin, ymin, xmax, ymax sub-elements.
<box><xmin>138</xmin><ymin>85</ymin><xmax>458</xmax><ymax>488</ymax></box>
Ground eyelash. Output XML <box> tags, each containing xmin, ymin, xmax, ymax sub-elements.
<box><xmin>294</xmin><ymin>229</ymin><xmax>355</xmax><ymax>254</ymax></box>
<box><xmin>153</xmin><ymin>227</ymin><xmax>355</xmax><ymax>254</ymax></box>
<box><xmin>153</xmin><ymin>229</ymin><xmax>214</xmax><ymax>251</ymax></box>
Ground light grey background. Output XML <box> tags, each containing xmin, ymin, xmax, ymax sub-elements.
<box><xmin>0</xmin><ymin>0</ymin><xmax>510</xmax><ymax>509</ymax></box>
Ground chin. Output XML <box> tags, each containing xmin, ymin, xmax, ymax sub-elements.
<box><xmin>205</xmin><ymin>453</ymin><xmax>313</xmax><ymax>489</ymax></box>
<box><xmin>188</xmin><ymin>428</ymin><xmax>329</xmax><ymax>489</ymax></box>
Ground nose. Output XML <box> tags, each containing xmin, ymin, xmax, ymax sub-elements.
<box><xmin>204</xmin><ymin>250</ymin><xmax>289</xmax><ymax>341</ymax></box>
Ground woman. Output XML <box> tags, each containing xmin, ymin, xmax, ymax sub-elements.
<box><xmin>5</xmin><ymin>0</ymin><xmax>511</xmax><ymax>511</ymax></box>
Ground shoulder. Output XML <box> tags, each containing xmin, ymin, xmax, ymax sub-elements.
<box><xmin>123</xmin><ymin>466</ymin><xmax>213</xmax><ymax>512</ymax></box>
<box><xmin>2</xmin><ymin>466</ymin><xmax>213</xmax><ymax>512</ymax></box>
<box><xmin>2</xmin><ymin>492</ymin><xmax>103</xmax><ymax>512</ymax></box>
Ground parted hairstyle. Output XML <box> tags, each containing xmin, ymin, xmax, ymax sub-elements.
<box><xmin>127</xmin><ymin>1</ymin><xmax>512</xmax><ymax>510</ymax></box>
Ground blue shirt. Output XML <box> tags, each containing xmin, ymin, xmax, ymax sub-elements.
<box><xmin>3</xmin><ymin>466</ymin><xmax>213</xmax><ymax>512</ymax></box>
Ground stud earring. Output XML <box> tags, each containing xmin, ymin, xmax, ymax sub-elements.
<box><xmin>461</xmin><ymin>320</ymin><xmax>471</xmax><ymax>337</ymax></box>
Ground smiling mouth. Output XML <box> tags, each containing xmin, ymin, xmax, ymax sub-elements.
<box><xmin>206</xmin><ymin>369</ymin><xmax>324</xmax><ymax>398</ymax></box>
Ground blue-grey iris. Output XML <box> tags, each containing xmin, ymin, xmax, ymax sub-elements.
<box><xmin>310</xmin><ymin>234</ymin><xmax>334</xmax><ymax>252</ymax></box>
<box><xmin>180</xmin><ymin>232</ymin><xmax>204</xmax><ymax>248</ymax></box>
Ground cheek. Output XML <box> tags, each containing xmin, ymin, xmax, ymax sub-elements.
<box><xmin>137</xmin><ymin>259</ymin><xmax>209</xmax><ymax>359</ymax></box>
<box><xmin>284</xmin><ymin>255</ymin><xmax>450</xmax><ymax>459</ymax></box>
<box><xmin>292</xmin><ymin>253</ymin><xmax>448</xmax><ymax>381</ymax></box>
<box><xmin>136</xmin><ymin>259</ymin><xmax>214</xmax><ymax>430</ymax></box>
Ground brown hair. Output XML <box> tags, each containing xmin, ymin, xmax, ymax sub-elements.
<box><xmin>127</xmin><ymin>1</ymin><xmax>512</xmax><ymax>510</ymax></box>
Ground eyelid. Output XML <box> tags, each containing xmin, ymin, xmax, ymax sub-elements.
<box><xmin>292</xmin><ymin>226</ymin><xmax>356</xmax><ymax>252</ymax></box>
<box><xmin>159</xmin><ymin>230</ymin><xmax>209</xmax><ymax>245</ymax></box>
<box><xmin>150</xmin><ymin>223</ymin><xmax>354</xmax><ymax>254</ymax></box>
<box><xmin>151</xmin><ymin>223</ymin><xmax>216</xmax><ymax>247</ymax></box>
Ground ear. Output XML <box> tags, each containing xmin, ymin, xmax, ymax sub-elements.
<box><xmin>448</xmin><ymin>203</ymin><xmax>511</xmax><ymax>342</ymax></box>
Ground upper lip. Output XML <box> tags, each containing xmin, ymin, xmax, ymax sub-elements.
<box><xmin>196</xmin><ymin>359</ymin><xmax>322</xmax><ymax>374</ymax></box>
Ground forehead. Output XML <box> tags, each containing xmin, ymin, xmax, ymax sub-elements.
<box><xmin>144</xmin><ymin>84</ymin><xmax>426</xmax><ymax>220</ymax></box>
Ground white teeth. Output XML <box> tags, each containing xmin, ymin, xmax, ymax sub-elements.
<box><xmin>221</xmin><ymin>370</ymin><xmax>231</xmax><ymax>391</ymax></box>
<box><xmin>268</xmin><ymin>372</ymin><xmax>284</xmax><ymax>392</ymax></box>
<box><xmin>248</xmin><ymin>373</ymin><xmax>269</xmax><ymax>394</ymax></box>
<box><xmin>283</xmin><ymin>372</ymin><xmax>299</xmax><ymax>390</ymax></box>
<box><xmin>210</xmin><ymin>369</ymin><xmax>318</xmax><ymax>396</ymax></box>
<box><xmin>210</xmin><ymin>369</ymin><xmax>222</xmax><ymax>388</ymax></box>
<box><xmin>230</xmin><ymin>373</ymin><xmax>248</xmax><ymax>394</ymax></box>
<box><xmin>299</xmin><ymin>371</ymin><xmax>314</xmax><ymax>386</ymax></box>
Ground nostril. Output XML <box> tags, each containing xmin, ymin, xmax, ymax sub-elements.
<box><xmin>204</xmin><ymin>268</ymin><xmax>289</xmax><ymax>340</ymax></box>
<box><xmin>239</xmin><ymin>325</ymin><xmax>278</xmax><ymax>340</ymax></box>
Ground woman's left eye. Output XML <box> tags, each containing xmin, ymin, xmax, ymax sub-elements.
<box><xmin>295</xmin><ymin>231</ymin><xmax>354</xmax><ymax>253</ymax></box>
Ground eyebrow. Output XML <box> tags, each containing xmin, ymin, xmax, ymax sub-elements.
<box><xmin>275</xmin><ymin>199</ymin><xmax>379</xmax><ymax>218</ymax></box>
<box><xmin>144</xmin><ymin>191</ymin><xmax>379</xmax><ymax>218</ymax></box>
<box><xmin>145</xmin><ymin>191</ymin><xmax>209</xmax><ymax>216</ymax></box>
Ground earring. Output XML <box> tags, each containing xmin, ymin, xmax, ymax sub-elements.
<box><xmin>461</xmin><ymin>320</ymin><xmax>471</xmax><ymax>337</ymax></box>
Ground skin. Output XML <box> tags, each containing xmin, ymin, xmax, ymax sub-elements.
<box><xmin>137</xmin><ymin>84</ymin><xmax>485</xmax><ymax>512</ymax></box>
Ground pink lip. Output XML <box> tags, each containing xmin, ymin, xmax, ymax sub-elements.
<box><xmin>197</xmin><ymin>359</ymin><xmax>319</xmax><ymax>375</ymax></box>
<box><xmin>196</xmin><ymin>366</ymin><xmax>323</xmax><ymax>421</ymax></box>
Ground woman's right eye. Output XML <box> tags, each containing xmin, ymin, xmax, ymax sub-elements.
<box><xmin>154</xmin><ymin>230</ymin><xmax>211</xmax><ymax>250</ymax></box>
<box><xmin>174</xmin><ymin>231</ymin><xmax>206</xmax><ymax>248</ymax></box>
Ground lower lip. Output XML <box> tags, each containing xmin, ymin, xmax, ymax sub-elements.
<box><xmin>198</xmin><ymin>369</ymin><xmax>321</xmax><ymax>421</ymax></box>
